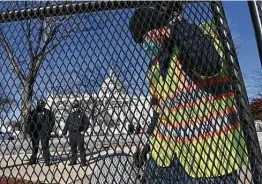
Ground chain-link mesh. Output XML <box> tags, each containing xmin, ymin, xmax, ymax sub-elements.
<box><xmin>0</xmin><ymin>1</ymin><xmax>261</xmax><ymax>184</ymax></box>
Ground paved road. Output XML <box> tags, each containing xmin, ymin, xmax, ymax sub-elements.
<box><xmin>0</xmin><ymin>133</ymin><xmax>261</xmax><ymax>184</ymax></box>
<box><xmin>0</xmin><ymin>134</ymin><xmax>144</xmax><ymax>156</ymax></box>
<box><xmin>0</xmin><ymin>134</ymin><xmax>144</xmax><ymax>184</ymax></box>
<box><xmin>2</xmin><ymin>133</ymin><xmax>262</xmax><ymax>156</ymax></box>
<box><xmin>0</xmin><ymin>146</ymin><xmax>138</xmax><ymax>184</ymax></box>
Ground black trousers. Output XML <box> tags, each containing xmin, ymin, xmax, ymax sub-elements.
<box><xmin>69</xmin><ymin>131</ymin><xmax>86</xmax><ymax>162</ymax></box>
<box><xmin>31</xmin><ymin>133</ymin><xmax>51</xmax><ymax>162</ymax></box>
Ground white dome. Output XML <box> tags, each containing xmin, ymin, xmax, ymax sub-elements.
<box><xmin>98</xmin><ymin>69</ymin><xmax>126</xmax><ymax>100</ymax></box>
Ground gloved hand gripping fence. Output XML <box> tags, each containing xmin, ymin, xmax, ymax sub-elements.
<box><xmin>147</xmin><ymin>111</ymin><xmax>159</xmax><ymax>135</ymax></box>
<box><xmin>133</xmin><ymin>111</ymin><xmax>159</xmax><ymax>169</ymax></box>
<box><xmin>133</xmin><ymin>99</ymin><xmax>159</xmax><ymax>169</ymax></box>
<box><xmin>133</xmin><ymin>144</ymin><xmax>151</xmax><ymax>169</ymax></box>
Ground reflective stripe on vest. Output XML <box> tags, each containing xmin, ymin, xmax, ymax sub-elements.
<box><xmin>148</xmin><ymin>22</ymin><xmax>249</xmax><ymax>178</ymax></box>
<box><xmin>154</xmin><ymin>106</ymin><xmax>238</xmax><ymax>143</ymax></box>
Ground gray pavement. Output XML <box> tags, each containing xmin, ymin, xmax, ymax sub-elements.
<box><xmin>0</xmin><ymin>134</ymin><xmax>142</xmax><ymax>184</ymax></box>
<box><xmin>0</xmin><ymin>134</ymin><xmax>141</xmax><ymax>155</ymax></box>
<box><xmin>0</xmin><ymin>146</ymin><xmax>138</xmax><ymax>184</ymax></box>
<box><xmin>0</xmin><ymin>133</ymin><xmax>261</xmax><ymax>184</ymax></box>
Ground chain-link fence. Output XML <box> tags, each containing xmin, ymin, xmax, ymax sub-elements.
<box><xmin>0</xmin><ymin>1</ymin><xmax>261</xmax><ymax>184</ymax></box>
<box><xmin>249</xmin><ymin>0</ymin><xmax>262</xmax><ymax>66</ymax></box>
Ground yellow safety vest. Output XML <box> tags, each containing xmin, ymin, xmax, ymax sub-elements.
<box><xmin>148</xmin><ymin>22</ymin><xmax>249</xmax><ymax>178</ymax></box>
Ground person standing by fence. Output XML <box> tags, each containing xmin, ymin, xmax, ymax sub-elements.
<box><xmin>26</xmin><ymin>100</ymin><xmax>55</xmax><ymax>166</ymax></box>
<box><xmin>129</xmin><ymin>2</ymin><xmax>249</xmax><ymax>183</ymax></box>
<box><xmin>62</xmin><ymin>101</ymin><xmax>90</xmax><ymax>166</ymax></box>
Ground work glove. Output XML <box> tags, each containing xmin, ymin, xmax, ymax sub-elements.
<box><xmin>147</xmin><ymin>111</ymin><xmax>159</xmax><ymax>135</ymax></box>
<box><xmin>147</xmin><ymin>122</ymin><xmax>157</xmax><ymax>135</ymax></box>
<box><xmin>133</xmin><ymin>148</ymin><xmax>144</xmax><ymax>168</ymax></box>
<box><xmin>62</xmin><ymin>130</ymin><xmax>67</xmax><ymax>136</ymax></box>
<box><xmin>141</xmin><ymin>144</ymin><xmax>150</xmax><ymax>161</ymax></box>
<box><xmin>133</xmin><ymin>144</ymin><xmax>151</xmax><ymax>168</ymax></box>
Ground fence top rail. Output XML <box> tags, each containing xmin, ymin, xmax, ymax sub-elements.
<box><xmin>0</xmin><ymin>1</ymin><xmax>156</xmax><ymax>23</ymax></box>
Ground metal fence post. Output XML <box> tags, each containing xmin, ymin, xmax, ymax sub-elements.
<box><xmin>211</xmin><ymin>2</ymin><xmax>262</xmax><ymax>183</ymax></box>
<box><xmin>248</xmin><ymin>0</ymin><xmax>262</xmax><ymax>66</ymax></box>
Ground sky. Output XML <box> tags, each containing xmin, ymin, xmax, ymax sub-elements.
<box><xmin>1</xmin><ymin>1</ymin><xmax>262</xmax><ymax>122</ymax></box>
<box><xmin>223</xmin><ymin>1</ymin><xmax>262</xmax><ymax>98</ymax></box>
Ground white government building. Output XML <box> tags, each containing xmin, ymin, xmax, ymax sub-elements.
<box><xmin>46</xmin><ymin>70</ymin><xmax>153</xmax><ymax>136</ymax></box>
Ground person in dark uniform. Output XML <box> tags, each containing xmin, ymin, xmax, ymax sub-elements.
<box><xmin>62</xmin><ymin>101</ymin><xmax>90</xmax><ymax>166</ymax></box>
<box><xmin>128</xmin><ymin>123</ymin><xmax>134</xmax><ymax>134</ymax></box>
<box><xmin>26</xmin><ymin>100</ymin><xmax>55</xmax><ymax>166</ymax></box>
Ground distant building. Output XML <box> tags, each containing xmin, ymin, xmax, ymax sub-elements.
<box><xmin>1</xmin><ymin>119</ymin><xmax>21</xmax><ymax>132</ymax></box>
<box><xmin>1</xmin><ymin>119</ymin><xmax>21</xmax><ymax>138</ymax></box>
<box><xmin>46</xmin><ymin>69</ymin><xmax>153</xmax><ymax>136</ymax></box>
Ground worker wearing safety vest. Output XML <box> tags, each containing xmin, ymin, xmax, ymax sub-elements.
<box><xmin>129</xmin><ymin>3</ymin><xmax>249</xmax><ymax>184</ymax></box>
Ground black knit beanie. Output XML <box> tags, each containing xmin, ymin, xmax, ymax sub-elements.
<box><xmin>129</xmin><ymin>2</ymin><xmax>183</xmax><ymax>43</ymax></box>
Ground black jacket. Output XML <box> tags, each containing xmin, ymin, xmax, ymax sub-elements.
<box><xmin>63</xmin><ymin>109</ymin><xmax>90</xmax><ymax>133</ymax></box>
<box><xmin>159</xmin><ymin>19</ymin><xmax>220</xmax><ymax>81</ymax></box>
<box><xmin>158</xmin><ymin>20</ymin><xmax>231</xmax><ymax>95</ymax></box>
<box><xmin>172</xmin><ymin>20</ymin><xmax>220</xmax><ymax>76</ymax></box>
<box><xmin>27</xmin><ymin>107</ymin><xmax>55</xmax><ymax>136</ymax></box>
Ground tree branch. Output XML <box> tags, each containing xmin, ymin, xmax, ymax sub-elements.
<box><xmin>0</xmin><ymin>26</ymin><xmax>26</xmax><ymax>87</ymax></box>
<box><xmin>35</xmin><ymin>16</ymin><xmax>70</xmax><ymax>70</ymax></box>
<box><xmin>35</xmin><ymin>16</ymin><xmax>75</xmax><ymax>73</ymax></box>
<box><xmin>42</xmin><ymin>17</ymin><xmax>68</xmax><ymax>50</ymax></box>
<box><xmin>35</xmin><ymin>18</ymin><xmax>45</xmax><ymax>55</ymax></box>
<box><xmin>22</xmin><ymin>20</ymin><xmax>33</xmax><ymax>60</ymax></box>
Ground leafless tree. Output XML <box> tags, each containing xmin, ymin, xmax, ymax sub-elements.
<box><xmin>0</xmin><ymin>76</ymin><xmax>13</xmax><ymax>122</ymax></box>
<box><xmin>224</xmin><ymin>18</ymin><xmax>242</xmax><ymax>54</ymax></box>
<box><xmin>0</xmin><ymin>16</ymin><xmax>74</xmax><ymax>138</ymax></box>
<box><xmin>0</xmin><ymin>96</ymin><xmax>12</xmax><ymax>122</ymax></box>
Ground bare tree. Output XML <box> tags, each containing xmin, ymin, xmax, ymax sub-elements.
<box><xmin>0</xmin><ymin>96</ymin><xmax>12</xmax><ymax>122</ymax></box>
<box><xmin>225</xmin><ymin>18</ymin><xmax>242</xmax><ymax>54</ymax></box>
<box><xmin>0</xmin><ymin>16</ymin><xmax>74</xmax><ymax>138</ymax></box>
<box><xmin>0</xmin><ymin>75</ymin><xmax>13</xmax><ymax>122</ymax></box>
